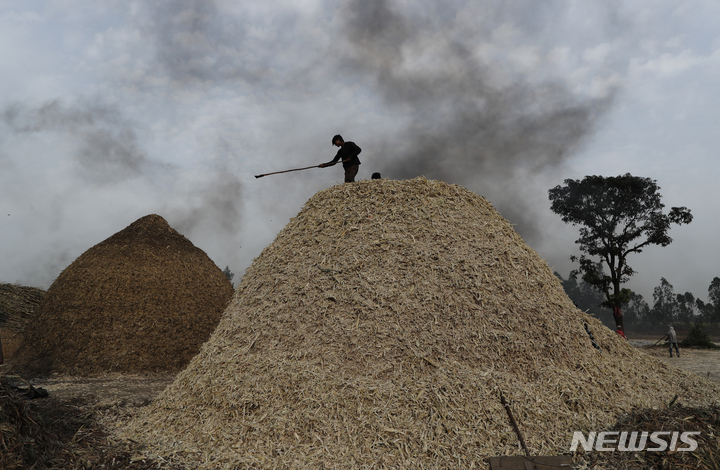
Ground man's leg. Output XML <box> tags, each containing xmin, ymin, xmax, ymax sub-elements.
<box><xmin>344</xmin><ymin>164</ymin><xmax>359</xmax><ymax>183</ymax></box>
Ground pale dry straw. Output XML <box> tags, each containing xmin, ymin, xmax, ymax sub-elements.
<box><xmin>116</xmin><ymin>178</ymin><xmax>719</xmax><ymax>469</ymax></box>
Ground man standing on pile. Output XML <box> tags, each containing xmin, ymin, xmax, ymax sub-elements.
<box><xmin>319</xmin><ymin>134</ymin><xmax>361</xmax><ymax>183</ymax></box>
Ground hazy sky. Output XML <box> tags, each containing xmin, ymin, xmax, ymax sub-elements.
<box><xmin>1</xmin><ymin>0</ymin><xmax>718</xmax><ymax>305</ymax></box>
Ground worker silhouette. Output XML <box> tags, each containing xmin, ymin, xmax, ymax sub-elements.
<box><xmin>668</xmin><ymin>325</ymin><xmax>680</xmax><ymax>357</ymax></box>
<box><xmin>319</xmin><ymin>134</ymin><xmax>361</xmax><ymax>183</ymax></box>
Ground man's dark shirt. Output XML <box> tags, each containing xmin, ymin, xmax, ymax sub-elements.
<box><xmin>328</xmin><ymin>141</ymin><xmax>361</xmax><ymax>169</ymax></box>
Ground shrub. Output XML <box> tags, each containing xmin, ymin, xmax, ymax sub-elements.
<box><xmin>680</xmin><ymin>322</ymin><xmax>718</xmax><ymax>349</ymax></box>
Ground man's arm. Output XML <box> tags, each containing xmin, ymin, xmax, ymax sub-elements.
<box><xmin>320</xmin><ymin>147</ymin><xmax>345</xmax><ymax>168</ymax></box>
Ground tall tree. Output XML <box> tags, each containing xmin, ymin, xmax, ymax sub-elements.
<box><xmin>652</xmin><ymin>277</ymin><xmax>679</xmax><ymax>326</ymax></box>
<box><xmin>708</xmin><ymin>277</ymin><xmax>720</xmax><ymax>323</ymax></box>
<box><xmin>548</xmin><ymin>174</ymin><xmax>692</xmax><ymax>331</ymax></box>
<box><xmin>556</xmin><ymin>269</ymin><xmax>613</xmax><ymax>327</ymax></box>
<box><xmin>695</xmin><ymin>298</ymin><xmax>711</xmax><ymax>323</ymax></box>
<box><xmin>676</xmin><ymin>292</ymin><xmax>697</xmax><ymax>324</ymax></box>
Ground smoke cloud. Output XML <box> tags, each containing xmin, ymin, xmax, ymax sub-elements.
<box><xmin>168</xmin><ymin>166</ymin><xmax>243</xmax><ymax>236</ymax></box>
<box><xmin>0</xmin><ymin>98</ymin><xmax>244</xmax><ymax>285</ymax></box>
<box><xmin>3</xmin><ymin>100</ymin><xmax>146</xmax><ymax>184</ymax></box>
<box><xmin>334</xmin><ymin>0</ymin><xmax>615</xmax><ymax>240</ymax></box>
<box><xmin>1</xmin><ymin>0</ymin><xmax>626</xmax><ymax>289</ymax></box>
<box><xmin>134</xmin><ymin>0</ymin><xmax>301</xmax><ymax>89</ymax></box>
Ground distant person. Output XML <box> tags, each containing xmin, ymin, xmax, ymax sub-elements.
<box><xmin>371</xmin><ymin>172</ymin><xmax>381</xmax><ymax>179</ymax></box>
<box><xmin>319</xmin><ymin>134</ymin><xmax>361</xmax><ymax>183</ymax></box>
<box><xmin>668</xmin><ymin>325</ymin><xmax>680</xmax><ymax>357</ymax></box>
<box><xmin>616</xmin><ymin>326</ymin><xmax>627</xmax><ymax>339</ymax></box>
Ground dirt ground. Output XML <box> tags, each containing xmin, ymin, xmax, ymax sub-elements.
<box><xmin>19</xmin><ymin>372</ymin><xmax>177</xmax><ymax>405</ymax></box>
<box><xmin>628</xmin><ymin>338</ymin><xmax>720</xmax><ymax>383</ymax></box>
<box><xmin>637</xmin><ymin>345</ymin><xmax>720</xmax><ymax>383</ymax></box>
<box><xmin>0</xmin><ymin>370</ymin><xmax>178</xmax><ymax>470</ymax></box>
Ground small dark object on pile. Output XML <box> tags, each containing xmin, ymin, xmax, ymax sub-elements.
<box><xmin>584</xmin><ymin>323</ymin><xmax>601</xmax><ymax>352</ymax></box>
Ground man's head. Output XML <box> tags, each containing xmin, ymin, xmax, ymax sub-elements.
<box><xmin>332</xmin><ymin>134</ymin><xmax>344</xmax><ymax>146</ymax></box>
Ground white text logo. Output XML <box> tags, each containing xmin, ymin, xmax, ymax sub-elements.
<box><xmin>569</xmin><ymin>431</ymin><xmax>700</xmax><ymax>452</ymax></box>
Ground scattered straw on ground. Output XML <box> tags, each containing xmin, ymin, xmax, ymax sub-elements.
<box><xmin>579</xmin><ymin>405</ymin><xmax>720</xmax><ymax>470</ymax></box>
<box><xmin>10</xmin><ymin>214</ymin><xmax>234</xmax><ymax>376</ymax></box>
<box><xmin>1</xmin><ymin>374</ymin><xmax>181</xmax><ymax>470</ymax></box>
<box><xmin>112</xmin><ymin>178</ymin><xmax>719</xmax><ymax>469</ymax></box>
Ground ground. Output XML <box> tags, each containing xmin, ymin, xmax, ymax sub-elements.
<box><xmin>629</xmin><ymin>337</ymin><xmax>720</xmax><ymax>383</ymax></box>
<box><xmin>24</xmin><ymin>372</ymin><xmax>175</xmax><ymax>404</ymax></box>
<box><xmin>0</xmin><ymin>372</ymin><xmax>177</xmax><ymax>470</ymax></box>
<box><xmin>2</xmin><ymin>343</ymin><xmax>720</xmax><ymax>469</ymax></box>
<box><xmin>640</xmin><ymin>346</ymin><xmax>720</xmax><ymax>382</ymax></box>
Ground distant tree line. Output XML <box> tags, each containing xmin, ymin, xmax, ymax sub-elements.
<box><xmin>222</xmin><ymin>266</ymin><xmax>235</xmax><ymax>288</ymax></box>
<box><xmin>556</xmin><ymin>272</ymin><xmax>720</xmax><ymax>333</ymax></box>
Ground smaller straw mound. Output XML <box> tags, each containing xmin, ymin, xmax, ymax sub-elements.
<box><xmin>116</xmin><ymin>178</ymin><xmax>720</xmax><ymax>469</ymax></box>
<box><xmin>10</xmin><ymin>214</ymin><xmax>234</xmax><ymax>376</ymax></box>
<box><xmin>0</xmin><ymin>283</ymin><xmax>45</xmax><ymax>332</ymax></box>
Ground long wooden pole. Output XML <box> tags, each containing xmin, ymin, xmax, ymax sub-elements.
<box><xmin>255</xmin><ymin>158</ymin><xmax>352</xmax><ymax>179</ymax></box>
<box><xmin>254</xmin><ymin>164</ymin><xmax>323</xmax><ymax>178</ymax></box>
<box><xmin>499</xmin><ymin>389</ymin><xmax>531</xmax><ymax>457</ymax></box>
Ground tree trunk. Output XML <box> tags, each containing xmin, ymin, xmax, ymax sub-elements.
<box><xmin>613</xmin><ymin>306</ymin><xmax>625</xmax><ymax>332</ymax></box>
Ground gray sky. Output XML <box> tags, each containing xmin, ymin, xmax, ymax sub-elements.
<box><xmin>1</xmin><ymin>0</ymin><xmax>718</xmax><ymax>305</ymax></box>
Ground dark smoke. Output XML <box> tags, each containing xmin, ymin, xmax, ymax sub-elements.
<box><xmin>336</xmin><ymin>0</ymin><xmax>615</xmax><ymax>241</ymax></box>
<box><xmin>3</xmin><ymin>100</ymin><xmax>146</xmax><ymax>184</ymax></box>
<box><xmin>140</xmin><ymin>0</ymin><xmax>233</xmax><ymax>82</ymax></box>
<box><xmin>135</xmin><ymin>0</ymin><xmax>293</xmax><ymax>86</ymax></box>
<box><xmin>168</xmin><ymin>166</ymin><xmax>244</xmax><ymax>236</ymax></box>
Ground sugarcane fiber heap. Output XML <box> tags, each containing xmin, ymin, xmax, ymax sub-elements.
<box><xmin>118</xmin><ymin>179</ymin><xmax>719</xmax><ymax>469</ymax></box>
<box><xmin>0</xmin><ymin>283</ymin><xmax>46</xmax><ymax>363</ymax></box>
<box><xmin>10</xmin><ymin>214</ymin><xmax>233</xmax><ymax>376</ymax></box>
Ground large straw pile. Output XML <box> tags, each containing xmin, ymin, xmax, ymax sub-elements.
<box><xmin>119</xmin><ymin>179</ymin><xmax>719</xmax><ymax>468</ymax></box>
<box><xmin>10</xmin><ymin>214</ymin><xmax>233</xmax><ymax>376</ymax></box>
